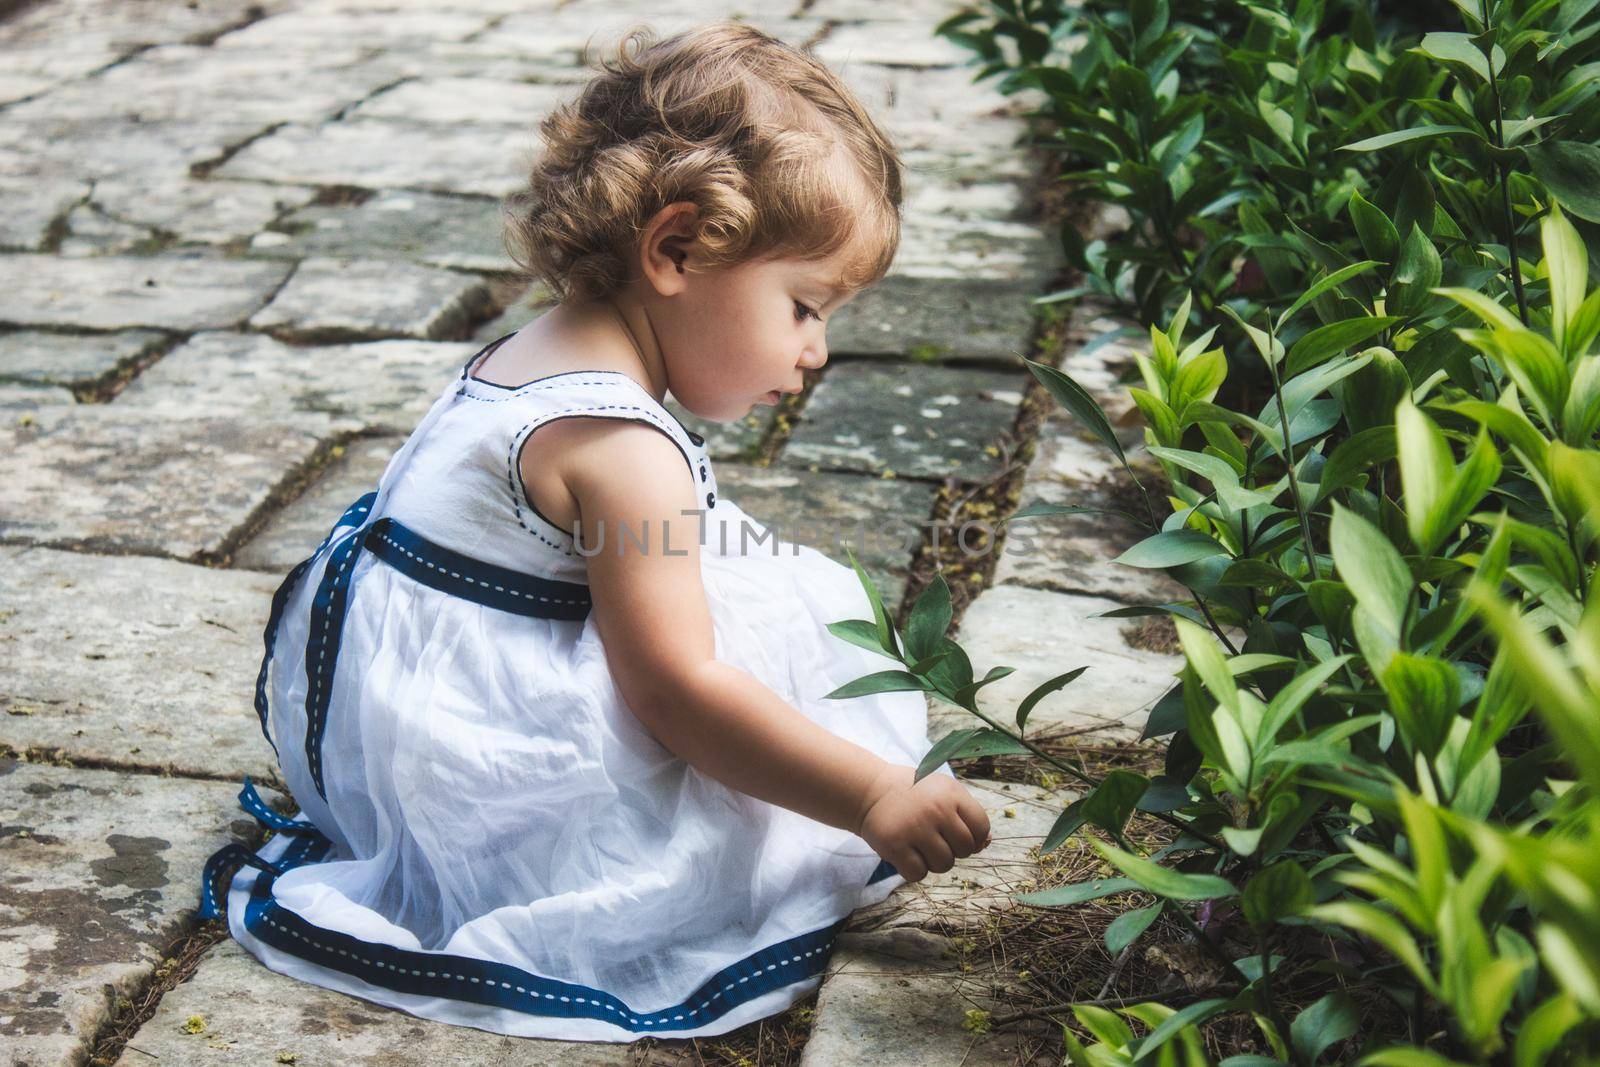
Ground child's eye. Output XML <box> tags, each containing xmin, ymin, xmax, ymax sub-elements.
<box><xmin>793</xmin><ymin>301</ymin><xmax>818</xmax><ymax>323</ymax></box>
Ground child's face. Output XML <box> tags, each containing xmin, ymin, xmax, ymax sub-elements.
<box><xmin>655</xmin><ymin>245</ymin><xmax>861</xmax><ymax>423</ymax></box>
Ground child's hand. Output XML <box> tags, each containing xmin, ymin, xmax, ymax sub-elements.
<box><xmin>853</xmin><ymin>763</ymin><xmax>993</xmax><ymax>882</ymax></box>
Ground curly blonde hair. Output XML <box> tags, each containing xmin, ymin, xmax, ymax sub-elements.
<box><xmin>502</xmin><ymin>21</ymin><xmax>902</xmax><ymax>306</ymax></box>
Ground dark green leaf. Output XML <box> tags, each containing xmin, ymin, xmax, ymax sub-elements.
<box><xmin>1017</xmin><ymin>666</ymin><xmax>1088</xmax><ymax>731</ymax></box>
<box><xmin>1526</xmin><ymin>141</ymin><xmax>1600</xmax><ymax>222</ymax></box>
<box><xmin>1242</xmin><ymin>861</ymin><xmax>1314</xmax><ymax>930</ymax></box>
<box><xmin>1083</xmin><ymin>770</ymin><xmax>1149</xmax><ymax>837</ymax></box>
<box><xmin>1105</xmin><ymin>903</ymin><xmax>1163</xmax><ymax>954</ymax></box>
<box><xmin>825</xmin><ymin>670</ymin><xmax>933</xmax><ymax>700</ymax></box>
<box><xmin>1115</xmin><ymin>529</ymin><xmax>1231</xmax><ymax>568</ymax></box>
<box><xmin>1290</xmin><ymin>992</ymin><xmax>1360</xmax><ymax>1065</ymax></box>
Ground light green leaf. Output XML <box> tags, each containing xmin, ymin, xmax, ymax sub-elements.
<box><xmin>1339</xmin><ymin>126</ymin><xmax>1474</xmax><ymax>152</ymax></box>
<box><xmin>1541</xmin><ymin>201</ymin><xmax>1588</xmax><ymax>354</ymax></box>
<box><xmin>1092</xmin><ymin>839</ymin><xmax>1238</xmax><ymax>901</ymax></box>
<box><xmin>1330</xmin><ymin>502</ymin><xmax>1413</xmax><ymax>638</ymax></box>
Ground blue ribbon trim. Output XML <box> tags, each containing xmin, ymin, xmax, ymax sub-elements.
<box><xmin>299</xmin><ymin>506</ymin><xmax>595</xmax><ymax>801</ymax></box>
<box><xmin>198</xmin><ymin>781</ymin><xmax>901</xmax><ymax>1031</ymax></box>
<box><xmin>252</xmin><ymin>492</ymin><xmax>376</xmax><ymax>760</ymax></box>
<box><xmin>363</xmin><ymin>517</ymin><xmax>592</xmax><ymax>621</ymax></box>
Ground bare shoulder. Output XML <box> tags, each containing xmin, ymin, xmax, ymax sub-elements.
<box><xmin>518</xmin><ymin>417</ymin><xmax>693</xmax><ymax>533</ymax></box>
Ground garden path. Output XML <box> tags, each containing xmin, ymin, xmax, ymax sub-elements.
<box><xmin>0</xmin><ymin>1</ymin><xmax>1176</xmax><ymax>1062</ymax></box>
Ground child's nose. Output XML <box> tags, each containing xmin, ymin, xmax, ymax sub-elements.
<box><xmin>803</xmin><ymin>340</ymin><xmax>828</xmax><ymax>370</ymax></box>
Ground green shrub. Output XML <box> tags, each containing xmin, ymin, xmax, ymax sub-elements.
<box><xmin>826</xmin><ymin>0</ymin><xmax>1600</xmax><ymax>1060</ymax></box>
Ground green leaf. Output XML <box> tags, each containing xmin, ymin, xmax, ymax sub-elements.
<box><xmin>1381</xmin><ymin>653</ymin><xmax>1460</xmax><ymax>757</ymax></box>
<box><xmin>1329</xmin><ymin>503</ymin><xmax>1412</xmax><ymax>639</ymax></box>
<box><xmin>1390</xmin><ymin>223</ymin><xmax>1442</xmax><ymax>319</ymax></box>
<box><xmin>1339</xmin><ymin>126</ymin><xmax>1474</xmax><ymax>152</ymax></box>
<box><xmin>1243</xmin><ymin>861</ymin><xmax>1314</xmax><ymax>930</ymax></box>
<box><xmin>1092</xmin><ymin>839</ymin><xmax>1238</xmax><ymax>901</ymax></box>
<box><xmin>825</xmin><ymin>669</ymin><xmax>933</xmax><ymax>700</ymax></box>
<box><xmin>1414</xmin><ymin>31</ymin><xmax>1503</xmax><ymax>81</ymax></box>
<box><xmin>1258</xmin><ymin>655</ymin><xmax>1354</xmax><ymax>746</ymax></box>
<box><xmin>1395</xmin><ymin>396</ymin><xmax>1454</xmax><ymax>555</ymax></box>
<box><xmin>1284</xmin><ymin>318</ymin><xmax>1398</xmax><ymax>378</ymax></box>
<box><xmin>1129</xmin><ymin>998</ymin><xmax>1232</xmax><ymax>1061</ymax></box>
<box><xmin>1105</xmin><ymin>902</ymin><xmax>1163</xmax><ymax>954</ymax></box>
<box><xmin>1025</xmin><ymin>357</ymin><xmax>1127</xmax><ymax>465</ymax></box>
<box><xmin>826</xmin><ymin>619</ymin><xmax>896</xmax><ymax>659</ymax></box>
<box><xmin>1526</xmin><ymin>141</ymin><xmax>1600</xmax><ymax>222</ymax></box>
<box><xmin>1277</xmin><ymin>261</ymin><xmax>1383</xmax><ymax>331</ymax></box>
<box><xmin>1541</xmin><ymin>201</ymin><xmax>1588</xmax><ymax>354</ymax></box>
<box><xmin>1291</xmin><ymin>992</ymin><xmax>1360</xmax><ymax>1065</ymax></box>
<box><xmin>1082</xmin><ymin>770</ymin><xmax>1149</xmax><ymax>837</ymax></box>
<box><xmin>1433</xmin><ymin>287</ymin><xmax>1522</xmax><ymax>332</ymax></box>
<box><xmin>1307</xmin><ymin>901</ymin><xmax>1439</xmax><ymax>996</ymax></box>
<box><xmin>1115</xmin><ymin>529</ymin><xmax>1230</xmax><ymax>568</ymax></box>
<box><xmin>1016</xmin><ymin>666</ymin><xmax>1088</xmax><ymax>731</ymax></box>
<box><xmin>1355</xmin><ymin>1050</ymin><xmax>1471</xmax><ymax>1066</ymax></box>
<box><xmin>844</xmin><ymin>545</ymin><xmax>898</xmax><ymax>658</ymax></box>
<box><xmin>1015</xmin><ymin>875</ymin><xmax>1139</xmax><ymax>907</ymax></box>
<box><xmin>1174</xmin><ymin>617</ymin><xmax>1239</xmax><ymax>715</ymax></box>
<box><xmin>904</xmin><ymin>571</ymin><xmax>952</xmax><ymax>663</ymax></box>
<box><xmin>1349</xmin><ymin>191</ymin><xmax>1399</xmax><ymax>263</ymax></box>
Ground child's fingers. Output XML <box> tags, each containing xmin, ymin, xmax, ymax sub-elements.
<box><xmin>955</xmin><ymin>790</ymin><xmax>991</xmax><ymax>847</ymax></box>
<box><xmin>917</xmin><ymin>831</ymin><xmax>955</xmax><ymax>875</ymax></box>
<box><xmin>941</xmin><ymin>809</ymin><xmax>979</xmax><ymax>856</ymax></box>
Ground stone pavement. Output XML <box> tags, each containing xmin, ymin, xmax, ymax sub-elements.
<box><xmin>0</xmin><ymin>0</ymin><xmax>1180</xmax><ymax>1063</ymax></box>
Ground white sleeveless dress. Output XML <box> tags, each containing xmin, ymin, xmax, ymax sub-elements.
<box><xmin>199</xmin><ymin>331</ymin><xmax>949</xmax><ymax>1042</ymax></box>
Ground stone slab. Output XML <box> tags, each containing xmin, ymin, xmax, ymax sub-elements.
<box><xmin>0</xmin><ymin>0</ymin><xmax>286</xmax><ymax>104</ymax></box>
<box><xmin>0</xmin><ymin>254</ymin><xmax>290</xmax><ymax>332</ymax></box>
<box><xmin>0</xmin><ymin>759</ymin><xmax>275</xmax><ymax>1067</ymax></box>
<box><xmin>0</xmin><ymin>41</ymin><xmax>381</xmax><ymax>129</ymax></box>
<box><xmin>801</xmin><ymin>927</ymin><xmax>1044</xmax><ymax>1067</ymax></box>
<box><xmin>0</xmin><ymin>329</ymin><xmax>168</xmax><ymax>391</ymax></box>
<box><xmin>348</xmin><ymin>76</ymin><xmax>577</xmax><ymax>126</ymax></box>
<box><xmin>247</xmin><ymin>257</ymin><xmax>494</xmax><ymax>343</ymax></box>
<box><xmin>0</xmin><ymin>115</ymin><xmax>269</xmax><ymax>184</ymax></box>
<box><xmin>232</xmin><ymin>435</ymin><xmax>406</xmax><ymax>574</ymax></box>
<box><xmin>847</xmin><ymin>779</ymin><xmax>1069</xmax><ymax>934</ymax></box>
<box><xmin>115</xmin><ymin>331</ymin><xmax>472</xmax><ymax>435</ymax></box>
<box><xmin>892</xmin><ymin>216</ymin><xmax>1059</xmax><ymax>284</ymax></box>
<box><xmin>111</xmin><ymin>939</ymin><xmax>651</xmax><ymax>1067</ymax></box>
<box><xmin>781</xmin><ymin>362</ymin><xmax>1026</xmax><ymax>482</ymax></box>
<box><xmin>208</xmin><ymin>7</ymin><xmax>491</xmax><ymax>50</ymax></box>
<box><xmin>994</xmin><ymin>415</ymin><xmax>1183</xmax><ymax>606</ymax></box>
<box><xmin>251</xmin><ymin>188</ymin><xmax>514</xmax><ymax>273</ymax></box>
<box><xmin>813</xmin><ymin>22</ymin><xmax>975</xmax><ymax>68</ymax></box>
<box><xmin>216</xmin><ymin>120</ymin><xmax>531</xmax><ymax>199</ymax></box>
<box><xmin>827</xmin><ymin>276</ymin><xmax>1038</xmax><ymax>363</ymax></box>
<box><xmin>0</xmin><ymin>406</ymin><xmax>332</xmax><ymax>559</ymax></box>
<box><xmin>55</xmin><ymin>203</ymin><xmax>157</xmax><ymax>258</ymax></box>
<box><xmin>0</xmin><ymin>383</ymin><xmax>75</xmax><ymax>408</ymax></box>
<box><xmin>0</xmin><ymin>176</ymin><xmax>89</xmax><ymax>253</ymax></box>
<box><xmin>0</xmin><ymin>546</ymin><xmax>285</xmax><ymax>782</ymax></box>
<box><xmin>940</xmin><ymin>584</ymin><xmax>1181</xmax><ymax>742</ymax></box>
<box><xmin>716</xmin><ymin>464</ymin><xmax>940</xmax><ymax>611</ymax></box>
<box><xmin>89</xmin><ymin>175</ymin><xmax>320</xmax><ymax>249</ymax></box>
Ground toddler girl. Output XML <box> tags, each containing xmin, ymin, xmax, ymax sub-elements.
<box><xmin>199</xmin><ymin>19</ymin><xmax>993</xmax><ymax>1043</ymax></box>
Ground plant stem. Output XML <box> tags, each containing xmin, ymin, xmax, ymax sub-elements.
<box><xmin>1482</xmin><ymin>0</ymin><xmax>1529</xmax><ymax>325</ymax></box>
<box><xmin>954</xmin><ymin>697</ymin><xmax>1228</xmax><ymax>851</ymax></box>
<box><xmin>1266</xmin><ymin>318</ymin><xmax>1321</xmax><ymax>582</ymax></box>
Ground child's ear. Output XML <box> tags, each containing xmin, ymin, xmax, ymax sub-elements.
<box><xmin>640</xmin><ymin>201</ymin><xmax>700</xmax><ymax>296</ymax></box>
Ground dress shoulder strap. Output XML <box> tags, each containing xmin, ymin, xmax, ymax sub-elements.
<box><xmin>450</xmin><ymin>333</ymin><xmax>720</xmax><ymax>556</ymax></box>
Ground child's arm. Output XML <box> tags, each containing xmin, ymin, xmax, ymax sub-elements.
<box><xmin>535</xmin><ymin>417</ymin><xmax>989</xmax><ymax>878</ymax></box>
